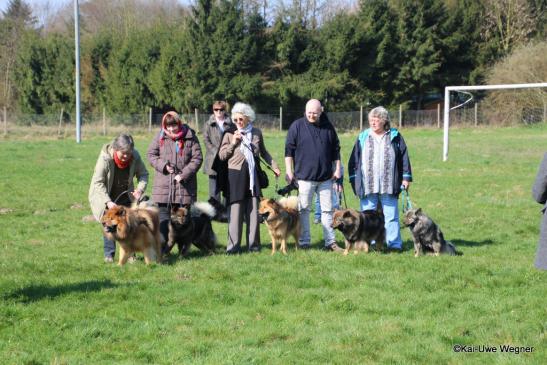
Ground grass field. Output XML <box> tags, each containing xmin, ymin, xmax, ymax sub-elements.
<box><xmin>1</xmin><ymin>125</ymin><xmax>546</xmax><ymax>364</ymax></box>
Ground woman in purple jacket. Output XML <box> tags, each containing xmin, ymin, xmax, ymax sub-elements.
<box><xmin>147</xmin><ymin>111</ymin><xmax>203</xmax><ymax>250</ymax></box>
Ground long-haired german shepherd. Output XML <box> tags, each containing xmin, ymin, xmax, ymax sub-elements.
<box><xmin>403</xmin><ymin>208</ymin><xmax>456</xmax><ymax>257</ymax></box>
<box><xmin>166</xmin><ymin>202</ymin><xmax>217</xmax><ymax>257</ymax></box>
<box><xmin>331</xmin><ymin>208</ymin><xmax>385</xmax><ymax>255</ymax></box>
<box><xmin>101</xmin><ymin>204</ymin><xmax>162</xmax><ymax>265</ymax></box>
<box><xmin>258</xmin><ymin>196</ymin><xmax>300</xmax><ymax>255</ymax></box>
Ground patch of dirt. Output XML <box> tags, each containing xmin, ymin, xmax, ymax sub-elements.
<box><xmin>82</xmin><ymin>215</ymin><xmax>97</xmax><ymax>223</ymax></box>
<box><xmin>0</xmin><ymin>208</ymin><xmax>13</xmax><ymax>215</ymax></box>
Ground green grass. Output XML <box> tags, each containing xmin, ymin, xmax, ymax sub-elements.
<box><xmin>1</xmin><ymin>126</ymin><xmax>546</xmax><ymax>364</ymax></box>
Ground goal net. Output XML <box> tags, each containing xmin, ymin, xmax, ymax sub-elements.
<box><xmin>443</xmin><ymin>83</ymin><xmax>547</xmax><ymax>161</ymax></box>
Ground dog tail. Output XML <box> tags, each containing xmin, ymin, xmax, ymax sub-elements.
<box><xmin>447</xmin><ymin>241</ymin><xmax>463</xmax><ymax>256</ymax></box>
<box><xmin>191</xmin><ymin>202</ymin><xmax>216</xmax><ymax>218</ymax></box>
<box><xmin>279</xmin><ymin>196</ymin><xmax>298</xmax><ymax>210</ymax></box>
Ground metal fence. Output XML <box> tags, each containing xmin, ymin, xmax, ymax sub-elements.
<box><xmin>2</xmin><ymin>103</ymin><xmax>546</xmax><ymax>137</ymax></box>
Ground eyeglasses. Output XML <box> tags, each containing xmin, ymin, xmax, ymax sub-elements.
<box><xmin>233</xmin><ymin>117</ymin><xmax>246</xmax><ymax>122</ymax></box>
<box><xmin>214</xmin><ymin>108</ymin><xmax>224</xmax><ymax>112</ymax></box>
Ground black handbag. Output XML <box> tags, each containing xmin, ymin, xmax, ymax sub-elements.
<box><xmin>256</xmin><ymin>161</ymin><xmax>269</xmax><ymax>189</ymax></box>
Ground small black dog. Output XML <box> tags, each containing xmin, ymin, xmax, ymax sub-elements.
<box><xmin>166</xmin><ymin>202</ymin><xmax>217</xmax><ymax>257</ymax></box>
<box><xmin>403</xmin><ymin>208</ymin><xmax>456</xmax><ymax>257</ymax></box>
<box><xmin>331</xmin><ymin>208</ymin><xmax>386</xmax><ymax>255</ymax></box>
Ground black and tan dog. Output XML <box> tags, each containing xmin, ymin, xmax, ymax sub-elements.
<box><xmin>403</xmin><ymin>208</ymin><xmax>456</xmax><ymax>257</ymax></box>
<box><xmin>331</xmin><ymin>208</ymin><xmax>386</xmax><ymax>255</ymax></box>
<box><xmin>258</xmin><ymin>196</ymin><xmax>300</xmax><ymax>255</ymax></box>
<box><xmin>166</xmin><ymin>202</ymin><xmax>217</xmax><ymax>257</ymax></box>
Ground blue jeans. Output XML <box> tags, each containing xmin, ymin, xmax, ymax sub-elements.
<box><xmin>104</xmin><ymin>236</ymin><xmax>116</xmax><ymax>258</ymax></box>
<box><xmin>360</xmin><ymin>193</ymin><xmax>402</xmax><ymax>249</ymax></box>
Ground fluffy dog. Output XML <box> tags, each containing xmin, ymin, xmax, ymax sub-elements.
<box><xmin>207</xmin><ymin>197</ymin><xmax>229</xmax><ymax>223</ymax></box>
<box><xmin>258</xmin><ymin>196</ymin><xmax>300</xmax><ymax>255</ymax></box>
<box><xmin>331</xmin><ymin>208</ymin><xmax>385</xmax><ymax>255</ymax></box>
<box><xmin>101</xmin><ymin>204</ymin><xmax>162</xmax><ymax>265</ymax></box>
<box><xmin>166</xmin><ymin>202</ymin><xmax>217</xmax><ymax>257</ymax></box>
<box><xmin>402</xmin><ymin>208</ymin><xmax>456</xmax><ymax>257</ymax></box>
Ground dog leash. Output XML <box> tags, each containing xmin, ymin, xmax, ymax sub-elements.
<box><xmin>401</xmin><ymin>186</ymin><xmax>413</xmax><ymax>213</ymax></box>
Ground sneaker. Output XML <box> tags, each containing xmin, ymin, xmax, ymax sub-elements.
<box><xmin>299</xmin><ymin>244</ymin><xmax>312</xmax><ymax>250</ymax></box>
<box><xmin>323</xmin><ymin>242</ymin><xmax>343</xmax><ymax>252</ymax></box>
<box><xmin>104</xmin><ymin>256</ymin><xmax>114</xmax><ymax>263</ymax></box>
<box><xmin>127</xmin><ymin>255</ymin><xmax>137</xmax><ymax>264</ymax></box>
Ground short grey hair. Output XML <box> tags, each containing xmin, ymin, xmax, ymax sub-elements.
<box><xmin>112</xmin><ymin>134</ymin><xmax>134</xmax><ymax>152</ymax></box>
<box><xmin>369</xmin><ymin>106</ymin><xmax>391</xmax><ymax>131</ymax></box>
<box><xmin>231</xmin><ymin>102</ymin><xmax>256</xmax><ymax>122</ymax></box>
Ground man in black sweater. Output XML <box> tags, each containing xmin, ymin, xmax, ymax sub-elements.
<box><xmin>284</xmin><ymin>99</ymin><xmax>343</xmax><ymax>251</ymax></box>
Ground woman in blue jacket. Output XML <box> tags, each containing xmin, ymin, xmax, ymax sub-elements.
<box><xmin>348</xmin><ymin>106</ymin><xmax>412</xmax><ymax>251</ymax></box>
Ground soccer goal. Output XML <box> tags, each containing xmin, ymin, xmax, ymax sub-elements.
<box><xmin>443</xmin><ymin>82</ymin><xmax>547</xmax><ymax>161</ymax></box>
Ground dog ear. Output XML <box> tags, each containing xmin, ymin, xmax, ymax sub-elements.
<box><xmin>117</xmin><ymin>206</ymin><xmax>126</xmax><ymax>216</ymax></box>
<box><xmin>415</xmin><ymin>208</ymin><xmax>422</xmax><ymax>215</ymax></box>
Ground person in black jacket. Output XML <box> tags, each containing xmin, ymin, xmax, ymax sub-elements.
<box><xmin>532</xmin><ymin>152</ymin><xmax>547</xmax><ymax>270</ymax></box>
<box><xmin>348</xmin><ymin>106</ymin><xmax>412</xmax><ymax>252</ymax></box>
<box><xmin>285</xmin><ymin>99</ymin><xmax>342</xmax><ymax>251</ymax></box>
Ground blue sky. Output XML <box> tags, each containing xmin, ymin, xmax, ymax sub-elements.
<box><xmin>0</xmin><ymin>0</ymin><xmax>192</xmax><ymax>14</ymax></box>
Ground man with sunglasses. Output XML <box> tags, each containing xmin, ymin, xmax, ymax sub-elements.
<box><xmin>203</xmin><ymin>100</ymin><xmax>234</xmax><ymax>203</ymax></box>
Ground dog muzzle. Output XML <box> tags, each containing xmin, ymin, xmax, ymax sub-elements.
<box><xmin>103</xmin><ymin>224</ymin><xmax>117</xmax><ymax>233</ymax></box>
<box><xmin>258</xmin><ymin>212</ymin><xmax>269</xmax><ymax>223</ymax></box>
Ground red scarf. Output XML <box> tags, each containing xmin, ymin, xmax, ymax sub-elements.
<box><xmin>160</xmin><ymin>111</ymin><xmax>187</xmax><ymax>155</ymax></box>
<box><xmin>113</xmin><ymin>151</ymin><xmax>132</xmax><ymax>169</ymax></box>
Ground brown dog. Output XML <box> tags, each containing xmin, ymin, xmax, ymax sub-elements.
<box><xmin>258</xmin><ymin>196</ymin><xmax>300</xmax><ymax>255</ymax></box>
<box><xmin>101</xmin><ymin>205</ymin><xmax>162</xmax><ymax>265</ymax></box>
<box><xmin>332</xmin><ymin>208</ymin><xmax>385</xmax><ymax>255</ymax></box>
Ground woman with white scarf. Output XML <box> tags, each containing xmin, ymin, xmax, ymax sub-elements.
<box><xmin>218</xmin><ymin>102</ymin><xmax>280</xmax><ymax>254</ymax></box>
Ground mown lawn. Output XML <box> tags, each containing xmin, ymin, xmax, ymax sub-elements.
<box><xmin>0</xmin><ymin>125</ymin><xmax>546</xmax><ymax>364</ymax></box>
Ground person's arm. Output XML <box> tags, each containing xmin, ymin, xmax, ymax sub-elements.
<box><xmin>533</xmin><ymin>153</ymin><xmax>547</xmax><ymax>204</ymax></box>
<box><xmin>132</xmin><ymin>150</ymin><xmax>149</xmax><ymax>199</ymax></box>
<box><xmin>178</xmin><ymin>136</ymin><xmax>203</xmax><ymax>182</ymax></box>
<box><xmin>147</xmin><ymin>133</ymin><xmax>170</xmax><ymax>174</ymax></box>
<box><xmin>203</xmin><ymin>122</ymin><xmax>216</xmax><ymax>153</ymax></box>
<box><xmin>284</xmin><ymin>124</ymin><xmax>297</xmax><ymax>183</ymax></box>
<box><xmin>218</xmin><ymin>132</ymin><xmax>236</xmax><ymax>161</ymax></box>
<box><xmin>399</xmin><ymin>135</ymin><xmax>412</xmax><ymax>190</ymax></box>
<box><xmin>89</xmin><ymin>153</ymin><xmax>113</xmax><ymax>219</ymax></box>
<box><xmin>256</xmin><ymin>129</ymin><xmax>280</xmax><ymax>176</ymax></box>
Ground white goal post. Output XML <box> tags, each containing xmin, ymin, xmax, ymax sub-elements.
<box><xmin>443</xmin><ymin>82</ymin><xmax>547</xmax><ymax>161</ymax></box>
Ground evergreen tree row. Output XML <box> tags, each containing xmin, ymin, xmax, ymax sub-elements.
<box><xmin>1</xmin><ymin>0</ymin><xmax>544</xmax><ymax>119</ymax></box>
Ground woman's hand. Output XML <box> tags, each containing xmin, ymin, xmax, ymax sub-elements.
<box><xmin>273</xmin><ymin>167</ymin><xmax>281</xmax><ymax>177</ymax></box>
<box><xmin>106</xmin><ymin>201</ymin><xmax>117</xmax><ymax>209</ymax></box>
<box><xmin>232</xmin><ymin>131</ymin><xmax>242</xmax><ymax>145</ymax></box>
<box><xmin>402</xmin><ymin>181</ymin><xmax>410</xmax><ymax>190</ymax></box>
<box><xmin>165</xmin><ymin>164</ymin><xmax>175</xmax><ymax>174</ymax></box>
<box><xmin>174</xmin><ymin>174</ymin><xmax>183</xmax><ymax>183</ymax></box>
<box><xmin>131</xmin><ymin>190</ymin><xmax>143</xmax><ymax>201</ymax></box>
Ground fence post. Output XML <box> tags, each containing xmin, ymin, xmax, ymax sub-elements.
<box><xmin>102</xmin><ymin>107</ymin><xmax>106</xmax><ymax>135</ymax></box>
<box><xmin>194</xmin><ymin>108</ymin><xmax>199</xmax><ymax>131</ymax></box>
<box><xmin>474</xmin><ymin>103</ymin><xmax>478</xmax><ymax>126</ymax></box>
<box><xmin>279</xmin><ymin>106</ymin><xmax>282</xmax><ymax>131</ymax></box>
<box><xmin>148</xmin><ymin>107</ymin><xmax>152</xmax><ymax>133</ymax></box>
<box><xmin>437</xmin><ymin>104</ymin><xmax>441</xmax><ymax>128</ymax></box>
<box><xmin>3</xmin><ymin>106</ymin><xmax>6</xmax><ymax>136</ymax></box>
<box><xmin>58</xmin><ymin>107</ymin><xmax>64</xmax><ymax>136</ymax></box>
<box><xmin>399</xmin><ymin>105</ymin><xmax>402</xmax><ymax>128</ymax></box>
<box><xmin>360</xmin><ymin>105</ymin><xmax>363</xmax><ymax>131</ymax></box>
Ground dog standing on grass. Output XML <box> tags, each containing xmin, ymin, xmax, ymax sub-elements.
<box><xmin>331</xmin><ymin>208</ymin><xmax>386</xmax><ymax>255</ymax></box>
<box><xmin>258</xmin><ymin>196</ymin><xmax>300</xmax><ymax>255</ymax></box>
<box><xmin>101</xmin><ymin>203</ymin><xmax>163</xmax><ymax>265</ymax></box>
<box><xmin>403</xmin><ymin>208</ymin><xmax>456</xmax><ymax>257</ymax></box>
<box><xmin>166</xmin><ymin>202</ymin><xmax>217</xmax><ymax>257</ymax></box>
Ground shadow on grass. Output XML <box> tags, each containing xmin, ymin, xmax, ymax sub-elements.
<box><xmin>451</xmin><ymin>238</ymin><xmax>496</xmax><ymax>247</ymax></box>
<box><xmin>3</xmin><ymin>280</ymin><xmax>122</xmax><ymax>304</ymax></box>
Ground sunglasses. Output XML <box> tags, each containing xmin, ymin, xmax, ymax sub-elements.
<box><xmin>233</xmin><ymin>117</ymin><xmax>246</xmax><ymax>122</ymax></box>
<box><xmin>214</xmin><ymin>108</ymin><xmax>225</xmax><ymax>112</ymax></box>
